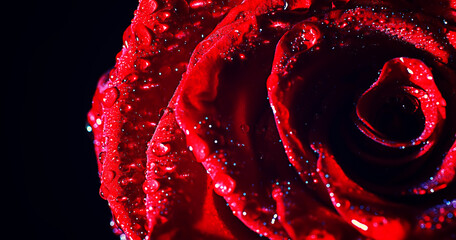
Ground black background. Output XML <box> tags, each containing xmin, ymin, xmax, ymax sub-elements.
<box><xmin>5</xmin><ymin>0</ymin><xmax>138</xmax><ymax>239</ymax></box>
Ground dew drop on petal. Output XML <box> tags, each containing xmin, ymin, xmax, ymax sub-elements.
<box><xmin>102</xmin><ymin>87</ymin><xmax>120</xmax><ymax>108</ymax></box>
<box><xmin>85</xmin><ymin>122</ymin><xmax>93</xmax><ymax>133</ymax></box>
<box><xmin>150</xmin><ymin>142</ymin><xmax>171</xmax><ymax>157</ymax></box>
<box><xmin>143</xmin><ymin>179</ymin><xmax>160</xmax><ymax>194</ymax></box>
<box><xmin>124</xmin><ymin>73</ymin><xmax>139</xmax><ymax>83</ymax></box>
<box><xmin>119</xmin><ymin>176</ymin><xmax>133</xmax><ymax>186</ymax></box>
<box><xmin>134</xmin><ymin>23</ymin><xmax>152</xmax><ymax>46</ymax></box>
<box><xmin>136</xmin><ymin>58</ymin><xmax>151</xmax><ymax>71</ymax></box>
<box><xmin>240</xmin><ymin>123</ymin><xmax>250</xmax><ymax>133</ymax></box>
<box><xmin>189</xmin><ymin>0</ymin><xmax>211</xmax><ymax>9</ymax></box>
<box><xmin>213</xmin><ymin>173</ymin><xmax>236</xmax><ymax>196</ymax></box>
<box><xmin>99</xmin><ymin>184</ymin><xmax>109</xmax><ymax>200</ymax></box>
<box><xmin>98</xmin><ymin>152</ymin><xmax>106</xmax><ymax>164</ymax></box>
<box><xmin>116</xmin><ymin>196</ymin><xmax>129</xmax><ymax>203</ymax></box>
<box><xmin>103</xmin><ymin>170</ymin><xmax>116</xmax><ymax>183</ymax></box>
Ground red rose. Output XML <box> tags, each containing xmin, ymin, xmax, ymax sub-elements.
<box><xmin>88</xmin><ymin>0</ymin><xmax>456</xmax><ymax>239</ymax></box>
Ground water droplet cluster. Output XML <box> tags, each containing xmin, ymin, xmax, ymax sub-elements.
<box><xmin>88</xmin><ymin>0</ymin><xmax>243</xmax><ymax>238</ymax></box>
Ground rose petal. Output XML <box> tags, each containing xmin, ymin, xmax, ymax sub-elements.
<box><xmin>146</xmin><ymin>107</ymin><xmax>260</xmax><ymax>239</ymax></box>
<box><xmin>412</xmin><ymin>141</ymin><xmax>456</xmax><ymax>195</ymax></box>
<box><xmin>88</xmin><ymin>0</ymin><xmax>242</xmax><ymax>238</ymax></box>
<box><xmin>145</xmin><ymin>108</ymin><xmax>208</xmax><ymax>238</ymax></box>
<box><xmin>315</xmin><ymin>147</ymin><xmax>412</xmax><ymax>240</ymax></box>
<box><xmin>88</xmin><ymin>72</ymin><xmax>110</xmax><ymax>177</ymax></box>
<box><xmin>272</xmin><ymin>181</ymin><xmax>361</xmax><ymax>239</ymax></box>
<box><xmin>355</xmin><ymin>57</ymin><xmax>445</xmax><ymax>150</ymax></box>
<box><xmin>267</xmin><ymin>20</ymin><xmax>327</xmax><ymax>196</ymax></box>
<box><xmin>174</xmin><ymin>0</ymin><xmax>318</xmax><ymax>238</ymax></box>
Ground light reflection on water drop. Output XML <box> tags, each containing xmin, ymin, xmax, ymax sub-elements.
<box><xmin>86</xmin><ymin>122</ymin><xmax>93</xmax><ymax>133</ymax></box>
<box><xmin>119</xmin><ymin>233</ymin><xmax>127</xmax><ymax>240</ymax></box>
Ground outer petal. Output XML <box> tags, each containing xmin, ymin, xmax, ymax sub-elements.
<box><xmin>145</xmin><ymin>107</ymin><xmax>261</xmax><ymax>239</ymax></box>
<box><xmin>87</xmin><ymin>72</ymin><xmax>110</xmax><ymax>177</ymax></box>
<box><xmin>316</xmin><ymin>148</ymin><xmax>413</xmax><ymax>240</ymax></box>
<box><xmin>88</xmin><ymin>0</ymin><xmax>242</xmax><ymax>238</ymax></box>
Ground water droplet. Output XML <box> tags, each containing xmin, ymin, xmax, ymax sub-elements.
<box><xmin>269</xmin><ymin>21</ymin><xmax>290</xmax><ymax>29</ymax></box>
<box><xmin>151</xmin><ymin>142</ymin><xmax>171</xmax><ymax>157</ymax></box>
<box><xmin>272</xmin><ymin>187</ymin><xmax>283</xmax><ymax>199</ymax></box>
<box><xmin>157</xmin><ymin>10</ymin><xmax>171</xmax><ymax>21</ymax></box>
<box><xmin>98</xmin><ymin>152</ymin><xmax>106</xmax><ymax>165</ymax></box>
<box><xmin>149</xmin><ymin>163</ymin><xmax>163</xmax><ymax>177</ymax></box>
<box><xmin>132</xmin><ymin>223</ymin><xmax>142</xmax><ymax>231</ymax></box>
<box><xmin>124</xmin><ymin>74</ymin><xmax>139</xmax><ymax>83</ymax></box>
<box><xmin>136</xmin><ymin>59</ymin><xmax>151</xmax><ymax>71</ymax></box>
<box><xmin>143</xmin><ymin>179</ymin><xmax>160</xmax><ymax>194</ymax></box>
<box><xmin>174</xmin><ymin>30</ymin><xmax>189</xmax><ymax>40</ymax></box>
<box><xmin>95</xmin><ymin>118</ymin><xmax>102</xmax><ymax>126</ymax></box>
<box><xmin>103</xmin><ymin>170</ymin><xmax>116</xmax><ymax>183</ymax></box>
<box><xmin>134</xmin><ymin>23</ymin><xmax>152</xmax><ymax>46</ymax></box>
<box><xmin>137</xmin><ymin>0</ymin><xmax>157</xmax><ymax>15</ymax></box>
<box><xmin>110</xmin><ymin>218</ymin><xmax>123</xmax><ymax>235</ymax></box>
<box><xmin>116</xmin><ymin>196</ymin><xmax>129</xmax><ymax>202</ymax></box>
<box><xmin>102</xmin><ymin>87</ymin><xmax>120</xmax><ymax>108</ymax></box>
<box><xmin>85</xmin><ymin>122</ymin><xmax>93</xmax><ymax>133</ymax></box>
<box><xmin>189</xmin><ymin>0</ymin><xmax>211</xmax><ymax>9</ymax></box>
<box><xmin>119</xmin><ymin>176</ymin><xmax>133</xmax><ymax>186</ymax></box>
<box><xmin>152</xmin><ymin>23</ymin><xmax>169</xmax><ymax>34</ymax></box>
<box><xmin>213</xmin><ymin>173</ymin><xmax>236</xmax><ymax>196</ymax></box>
<box><xmin>240</xmin><ymin>124</ymin><xmax>250</xmax><ymax>133</ymax></box>
<box><xmin>164</xmin><ymin>163</ymin><xmax>176</xmax><ymax>172</ymax></box>
<box><xmin>99</xmin><ymin>185</ymin><xmax>109</xmax><ymax>200</ymax></box>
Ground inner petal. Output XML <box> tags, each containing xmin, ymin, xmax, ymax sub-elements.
<box><xmin>356</xmin><ymin>57</ymin><xmax>446</xmax><ymax>149</ymax></box>
<box><xmin>358</xmin><ymin>88</ymin><xmax>424</xmax><ymax>142</ymax></box>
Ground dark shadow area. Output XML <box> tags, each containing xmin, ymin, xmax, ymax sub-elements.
<box><xmin>5</xmin><ymin>0</ymin><xmax>138</xmax><ymax>239</ymax></box>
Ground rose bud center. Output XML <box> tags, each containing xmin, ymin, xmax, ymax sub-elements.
<box><xmin>357</xmin><ymin>88</ymin><xmax>424</xmax><ymax>142</ymax></box>
<box><xmin>355</xmin><ymin>57</ymin><xmax>446</xmax><ymax>149</ymax></box>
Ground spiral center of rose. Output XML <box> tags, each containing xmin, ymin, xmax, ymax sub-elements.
<box><xmin>357</xmin><ymin>89</ymin><xmax>424</xmax><ymax>142</ymax></box>
<box><xmin>355</xmin><ymin>57</ymin><xmax>446</xmax><ymax>148</ymax></box>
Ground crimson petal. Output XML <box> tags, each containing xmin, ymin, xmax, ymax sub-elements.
<box><xmin>174</xmin><ymin>0</ymin><xmax>316</xmax><ymax>238</ymax></box>
<box><xmin>88</xmin><ymin>0</ymin><xmax>242</xmax><ymax>238</ymax></box>
<box><xmin>315</xmin><ymin>148</ymin><xmax>413</xmax><ymax>240</ymax></box>
<box><xmin>146</xmin><ymin>107</ymin><xmax>260</xmax><ymax>239</ymax></box>
<box><xmin>355</xmin><ymin>58</ymin><xmax>445</xmax><ymax>149</ymax></box>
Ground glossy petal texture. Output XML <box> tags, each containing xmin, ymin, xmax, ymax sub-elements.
<box><xmin>145</xmin><ymin>107</ymin><xmax>261</xmax><ymax>239</ymax></box>
<box><xmin>87</xmin><ymin>72</ymin><xmax>109</xmax><ymax>175</ymax></box>
<box><xmin>356</xmin><ymin>58</ymin><xmax>446</xmax><ymax>149</ymax></box>
<box><xmin>89</xmin><ymin>0</ymin><xmax>456</xmax><ymax>239</ymax></box>
<box><xmin>175</xmin><ymin>1</ymin><xmax>296</xmax><ymax>238</ymax></box>
<box><xmin>88</xmin><ymin>0</ymin><xmax>242</xmax><ymax>238</ymax></box>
